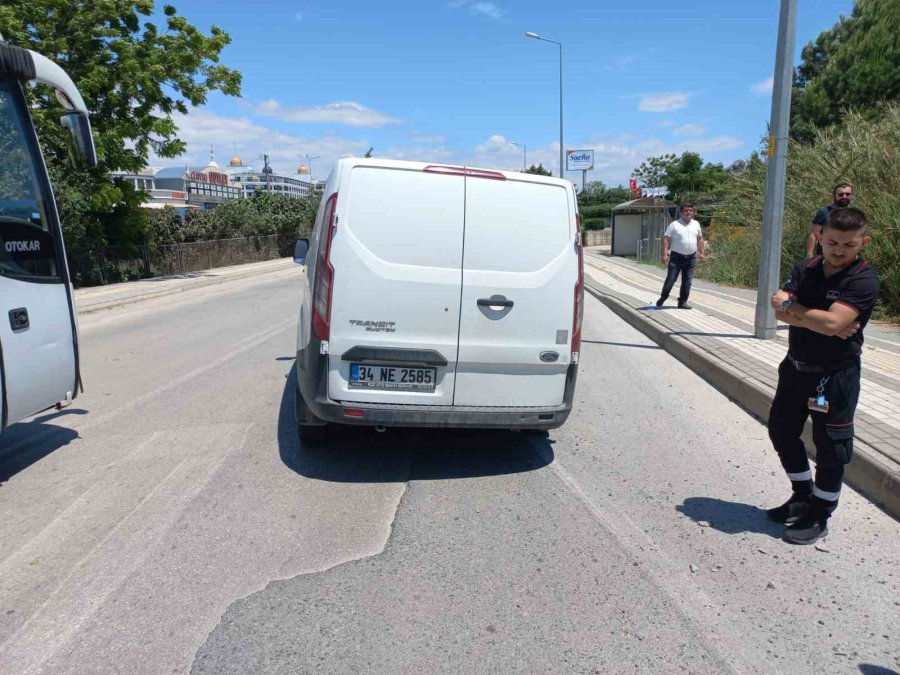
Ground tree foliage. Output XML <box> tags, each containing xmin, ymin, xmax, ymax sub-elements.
<box><xmin>632</xmin><ymin>154</ymin><xmax>676</xmax><ymax>188</ymax></box>
<box><xmin>0</xmin><ymin>1</ymin><xmax>242</xmax><ymax>258</ymax></box>
<box><xmin>791</xmin><ymin>0</ymin><xmax>900</xmax><ymax>142</ymax></box>
<box><xmin>631</xmin><ymin>152</ymin><xmax>732</xmax><ymax>210</ymax></box>
<box><xmin>525</xmin><ymin>163</ymin><xmax>552</xmax><ymax>176</ymax></box>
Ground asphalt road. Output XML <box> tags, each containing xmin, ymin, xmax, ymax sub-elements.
<box><xmin>1</xmin><ymin>267</ymin><xmax>898</xmax><ymax>674</ymax></box>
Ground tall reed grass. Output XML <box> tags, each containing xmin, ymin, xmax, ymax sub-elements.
<box><xmin>703</xmin><ymin>105</ymin><xmax>900</xmax><ymax>318</ymax></box>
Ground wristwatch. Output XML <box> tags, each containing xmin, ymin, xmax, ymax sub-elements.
<box><xmin>781</xmin><ymin>297</ymin><xmax>794</xmax><ymax>313</ymax></box>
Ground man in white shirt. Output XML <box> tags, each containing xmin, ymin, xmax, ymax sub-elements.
<box><xmin>656</xmin><ymin>203</ymin><xmax>706</xmax><ymax>309</ymax></box>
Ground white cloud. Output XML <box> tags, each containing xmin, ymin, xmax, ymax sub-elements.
<box><xmin>149</xmin><ymin>109</ymin><xmax>369</xmax><ymax>179</ymax></box>
<box><xmin>149</xmin><ymin>110</ymin><xmax>745</xmax><ymax>190</ymax></box>
<box><xmin>751</xmin><ymin>77</ymin><xmax>774</xmax><ymax>95</ymax></box>
<box><xmin>253</xmin><ymin>100</ymin><xmax>401</xmax><ymax>128</ymax></box>
<box><xmin>638</xmin><ymin>92</ymin><xmax>691</xmax><ymax>112</ymax></box>
<box><xmin>657</xmin><ymin>119</ymin><xmax>674</xmax><ymax>128</ymax></box>
<box><xmin>448</xmin><ymin>0</ymin><xmax>507</xmax><ymax>21</ymax></box>
<box><xmin>674</xmin><ymin>124</ymin><xmax>705</xmax><ymax>136</ymax></box>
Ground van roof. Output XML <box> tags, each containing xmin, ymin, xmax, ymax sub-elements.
<box><xmin>335</xmin><ymin>157</ymin><xmax>575</xmax><ymax>190</ymax></box>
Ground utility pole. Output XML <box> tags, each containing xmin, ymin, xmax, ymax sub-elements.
<box><xmin>755</xmin><ymin>0</ymin><xmax>798</xmax><ymax>340</ymax></box>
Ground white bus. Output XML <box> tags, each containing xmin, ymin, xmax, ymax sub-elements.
<box><xmin>0</xmin><ymin>38</ymin><xmax>97</xmax><ymax>431</ymax></box>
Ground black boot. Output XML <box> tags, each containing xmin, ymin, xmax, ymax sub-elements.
<box><xmin>766</xmin><ymin>492</ymin><xmax>811</xmax><ymax>524</ymax></box>
<box><xmin>784</xmin><ymin>498</ymin><xmax>833</xmax><ymax>545</ymax></box>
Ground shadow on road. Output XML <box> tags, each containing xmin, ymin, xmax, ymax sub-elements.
<box><xmin>858</xmin><ymin>664</ymin><xmax>900</xmax><ymax>675</ymax></box>
<box><xmin>677</xmin><ymin>496</ymin><xmax>784</xmax><ymax>539</ymax></box>
<box><xmin>0</xmin><ymin>409</ymin><xmax>85</xmax><ymax>482</ymax></box>
<box><xmin>277</xmin><ymin>365</ymin><xmax>554</xmax><ymax>483</ymax></box>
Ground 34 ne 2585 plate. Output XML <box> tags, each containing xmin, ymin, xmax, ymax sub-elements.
<box><xmin>349</xmin><ymin>364</ymin><xmax>436</xmax><ymax>392</ymax></box>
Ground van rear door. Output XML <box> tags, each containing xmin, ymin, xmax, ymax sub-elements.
<box><xmin>453</xmin><ymin>173</ymin><xmax>576</xmax><ymax>407</ymax></box>
<box><xmin>326</xmin><ymin>162</ymin><xmax>465</xmax><ymax>406</ymax></box>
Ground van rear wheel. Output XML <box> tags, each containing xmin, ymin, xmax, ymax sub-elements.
<box><xmin>299</xmin><ymin>423</ymin><xmax>327</xmax><ymax>447</ymax></box>
<box><xmin>295</xmin><ymin>384</ymin><xmax>328</xmax><ymax>446</ymax></box>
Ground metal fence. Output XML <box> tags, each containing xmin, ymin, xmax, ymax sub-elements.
<box><xmin>71</xmin><ymin>235</ymin><xmax>285</xmax><ymax>287</ymax></box>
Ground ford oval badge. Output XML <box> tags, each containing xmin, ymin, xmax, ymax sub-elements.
<box><xmin>540</xmin><ymin>351</ymin><xmax>559</xmax><ymax>363</ymax></box>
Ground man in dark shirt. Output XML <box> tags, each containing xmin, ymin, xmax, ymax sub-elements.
<box><xmin>767</xmin><ymin>206</ymin><xmax>879</xmax><ymax>544</ymax></box>
<box><xmin>807</xmin><ymin>182</ymin><xmax>853</xmax><ymax>257</ymax></box>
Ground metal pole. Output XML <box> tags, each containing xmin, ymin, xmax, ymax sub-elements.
<box><xmin>525</xmin><ymin>33</ymin><xmax>563</xmax><ymax>178</ymax></box>
<box><xmin>754</xmin><ymin>0</ymin><xmax>798</xmax><ymax>339</ymax></box>
<box><xmin>558</xmin><ymin>41</ymin><xmax>564</xmax><ymax>181</ymax></box>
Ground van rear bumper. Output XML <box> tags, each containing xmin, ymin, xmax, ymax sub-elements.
<box><xmin>296</xmin><ymin>347</ymin><xmax>578</xmax><ymax>430</ymax></box>
<box><xmin>311</xmin><ymin>398</ymin><xmax>573</xmax><ymax>430</ymax></box>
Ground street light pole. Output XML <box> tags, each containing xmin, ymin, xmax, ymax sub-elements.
<box><xmin>303</xmin><ymin>154</ymin><xmax>320</xmax><ymax>195</ymax></box>
<box><xmin>754</xmin><ymin>0</ymin><xmax>798</xmax><ymax>339</ymax></box>
<box><xmin>511</xmin><ymin>141</ymin><xmax>526</xmax><ymax>171</ymax></box>
<box><xmin>525</xmin><ymin>32</ymin><xmax>563</xmax><ymax>179</ymax></box>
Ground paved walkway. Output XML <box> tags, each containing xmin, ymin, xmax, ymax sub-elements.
<box><xmin>74</xmin><ymin>258</ymin><xmax>295</xmax><ymax>314</ymax></box>
<box><xmin>584</xmin><ymin>248</ymin><xmax>900</xmax><ymax>519</ymax></box>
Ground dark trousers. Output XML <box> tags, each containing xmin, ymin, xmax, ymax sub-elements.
<box><xmin>768</xmin><ymin>358</ymin><xmax>860</xmax><ymax>510</ymax></box>
<box><xmin>660</xmin><ymin>251</ymin><xmax>698</xmax><ymax>304</ymax></box>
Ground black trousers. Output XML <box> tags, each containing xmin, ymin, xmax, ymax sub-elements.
<box><xmin>768</xmin><ymin>358</ymin><xmax>861</xmax><ymax>505</ymax></box>
<box><xmin>660</xmin><ymin>251</ymin><xmax>698</xmax><ymax>304</ymax></box>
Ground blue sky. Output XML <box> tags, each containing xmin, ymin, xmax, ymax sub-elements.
<box><xmin>153</xmin><ymin>0</ymin><xmax>854</xmax><ymax>186</ymax></box>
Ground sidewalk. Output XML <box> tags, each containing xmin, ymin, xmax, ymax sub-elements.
<box><xmin>74</xmin><ymin>257</ymin><xmax>296</xmax><ymax>315</ymax></box>
<box><xmin>583</xmin><ymin>247</ymin><xmax>900</xmax><ymax>520</ymax></box>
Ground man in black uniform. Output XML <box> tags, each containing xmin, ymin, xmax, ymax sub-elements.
<box><xmin>768</xmin><ymin>206</ymin><xmax>879</xmax><ymax>545</ymax></box>
<box><xmin>806</xmin><ymin>182</ymin><xmax>853</xmax><ymax>257</ymax></box>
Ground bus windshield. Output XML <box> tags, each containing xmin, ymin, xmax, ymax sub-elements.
<box><xmin>0</xmin><ymin>81</ymin><xmax>58</xmax><ymax>279</ymax></box>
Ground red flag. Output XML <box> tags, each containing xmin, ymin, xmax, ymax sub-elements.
<box><xmin>629</xmin><ymin>177</ymin><xmax>637</xmax><ymax>194</ymax></box>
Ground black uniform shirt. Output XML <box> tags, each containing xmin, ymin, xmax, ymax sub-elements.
<box><xmin>782</xmin><ymin>255</ymin><xmax>881</xmax><ymax>364</ymax></box>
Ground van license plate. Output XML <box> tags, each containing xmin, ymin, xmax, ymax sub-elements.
<box><xmin>349</xmin><ymin>364</ymin><xmax>436</xmax><ymax>392</ymax></box>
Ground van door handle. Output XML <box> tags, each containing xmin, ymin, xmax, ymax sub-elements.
<box><xmin>9</xmin><ymin>307</ymin><xmax>29</xmax><ymax>332</ymax></box>
<box><xmin>477</xmin><ymin>296</ymin><xmax>514</xmax><ymax>308</ymax></box>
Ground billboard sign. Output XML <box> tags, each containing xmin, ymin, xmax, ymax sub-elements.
<box><xmin>566</xmin><ymin>149</ymin><xmax>594</xmax><ymax>171</ymax></box>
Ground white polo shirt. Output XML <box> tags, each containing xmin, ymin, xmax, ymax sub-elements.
<box><xmin>665</xmin><ymin>218</ymin><xmax>702</xmax><ymax>255</ymax></box>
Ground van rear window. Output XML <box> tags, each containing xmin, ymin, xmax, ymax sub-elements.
<box><xmin>344</xmin><ymin>167</ymin><xmax>465</xmax><ymax>269</ymax></box>
<box><xmin>464</xmin><ymin>179</ymin><xmax>571</xmax><ymax>273</ymax></box>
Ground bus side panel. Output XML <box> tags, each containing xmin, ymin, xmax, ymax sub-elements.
<box><xmin>0</xmin><ymin>278</ymin><xmax>76</xmax><ymax>425</ymax></box>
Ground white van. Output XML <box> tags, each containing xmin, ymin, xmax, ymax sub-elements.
<box><xmin>292</xmin><ymin>159</ymin><xmax>583</xmax><ymax>444</ymax></box>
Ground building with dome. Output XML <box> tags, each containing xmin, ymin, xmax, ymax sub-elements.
<box><xmin>153</xmin><ymin>148</ymin><xmax>244</xmax><ymax>210</ymax></box>
<box><xmin>223</xmin><ymin>153</ymin><xmax>314</xmax><ymax>199</ymax></box>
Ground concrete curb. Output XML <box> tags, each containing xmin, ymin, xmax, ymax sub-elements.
<box><xmin>586</xmin><ymin>281</ymin><xmax>900</xmax><ymax>521</ymax></box>
<box><xmin>75</xmin><ymin>259</ymin><xmax>296</xmax><ymax>316</ymax></box>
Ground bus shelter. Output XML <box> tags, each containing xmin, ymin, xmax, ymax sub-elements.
<box><xmin>610</xmin><ymin>197</ymin><xmax>677</xmax><ymax>262</ymax></box>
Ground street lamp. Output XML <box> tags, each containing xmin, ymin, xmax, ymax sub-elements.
<box><xmin>302</xmin><ymin>154</ymin><xmax>320</xmax><ymax>195</ymax></box>
<box><xmin>511</xmin><ymin>141</ymin><xmax>527</xmax><ymax>172</ymax></box>
<box><xmin>525</xmin><ymin>31</ymin><xmax>563</xmax><ymax>179</ymax></box>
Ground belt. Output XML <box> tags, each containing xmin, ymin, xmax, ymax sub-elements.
<box><xmin>787</xmin><ymin>355</ymin><xmax>859</xmax><ymax>373</ymax></box>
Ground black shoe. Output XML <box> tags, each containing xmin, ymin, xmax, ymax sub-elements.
<box><xmin>655</xmin><ymin>297</ymin><xmax>665</xmax><ymax>308</ymax></box>
<box><xmin>766</xmin><ymin>494</ymin><xmax>810</xmax><ymax>524</ymax></box>
<box><xmin>784</xmin><ymin>514</ymin><xmax>829</xmax><ymax>545</ymax></box>
<box><xmin>677</xmin><ymin>302</ymin><xmax>693</xmax><ymax>310</ymax></box>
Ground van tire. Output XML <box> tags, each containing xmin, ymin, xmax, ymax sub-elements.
<box><xmin>299</xmin><ymin>423</ymin><xmax>327</xmax><ymax>447</ymax></box>
<box><xmin>295</xmin><ymin>384</ymin><xmax>327</xmax><ymax>446</ymax></box>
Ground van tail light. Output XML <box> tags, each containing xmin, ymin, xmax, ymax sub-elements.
<box><xmin>312</xmin><ymin>193</ymin><xmax>338</xmax><ymax>341</ymax></box>
<box><xmin>572</xmin><ymin>214</ymin><xmax>584</xmax><ymax>359</ymax></box>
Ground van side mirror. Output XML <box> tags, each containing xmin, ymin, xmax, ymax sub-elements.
<box><xmin>293</xmin><ymin>238</ymin><xmax>310</xmax><ymax>264</ymax></box>
<box><xmin>60</xmin><ymin>111</ymin><xmax>97</xmax><ymax>169</ymax></box>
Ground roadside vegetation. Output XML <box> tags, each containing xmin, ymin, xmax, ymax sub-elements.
<box><xmin>629</xmin><ymin>0</ymin><xmax>900</xmax><ymax>317</ymax></box>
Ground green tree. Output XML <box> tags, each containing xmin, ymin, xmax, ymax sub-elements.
<box><xmin>525</xmin><ymin>163</ymin><xmax>552</xmax><ymax>176</ymax></box>
<box><xmin>0</xmin><ymin>1</ymin><xmax>242</xmax><ymax>262</ymax></box>
<box><xmin>791</xmin><ymin>0</ymin><xmax>900</xmax><ymax>142</ymax></box>
<box><xmin>632</xmin><ymin>153</ymin><xmax>676</xmax><ymax>187</ymax></box>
